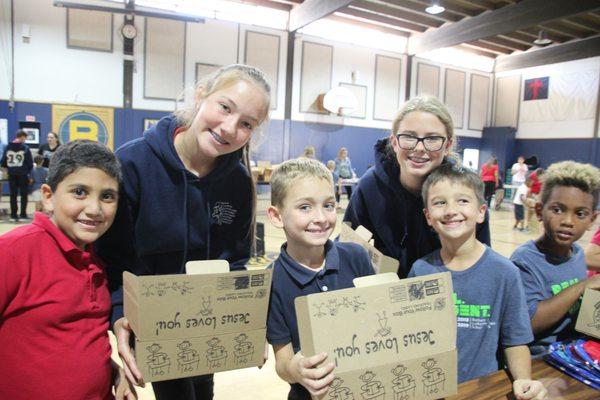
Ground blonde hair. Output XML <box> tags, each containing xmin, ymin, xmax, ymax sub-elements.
<box><xmin>271</xmin><ymin>158</ymin><xmax>334</xmax><ymax>208</ymax></box>
<box><xmin>326</xmin><ymin>160</ymin><xmax>336</xmax><ymax>170</ymax></box>
<box><xmin>389</xmin><ymin>95</ymin><xmax>458</xmax><ymax>157</ymax></box>
<box><xmin>174</xmin><ymin>64</ymin><xmax>271</xmax><ymax>129</ymax></box>
<box><xmin>175</xmin><ymin>64</ymin><xmax>271</xmax><ymax>255</ymax></box>
<box><xmin>301</xmin><ymin>145</ymin><xmax>316</xmax><ymax>159</ymax></box>
<box><xmin>337</xmin><ymin>147</ymin><xmax>348</xmax><ymax>159</ymax></box>
<box><xmin>541</xmin><ymin>161</ymin><xmax>600</xmax><ymax>207</ymax></box>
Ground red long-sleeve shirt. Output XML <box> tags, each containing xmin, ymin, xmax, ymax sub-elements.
<box><xmin>0</xmin><ymin>212</ymin><xmax>113</xmax><ymax>400</ymax></box>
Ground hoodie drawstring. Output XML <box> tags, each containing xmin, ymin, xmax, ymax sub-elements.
<box><xmin>180</xmin><ymin>170</ymin><xmax>189</xmax><ymax>273</ymax></box>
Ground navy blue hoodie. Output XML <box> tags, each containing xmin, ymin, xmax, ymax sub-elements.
<box><xmin>1</xmin><ymin>141</ymin><xmax>33</xmax><ymax>176</ymax></box>
<box><xmin>96</xmin><ymin>116</ymin><xmax>253</xmax><ymax>323</ymax></box>
<box><xmin>343</xmin><ymin>138</ymin><xmax>491</xmax><ymax>278</ymax></box>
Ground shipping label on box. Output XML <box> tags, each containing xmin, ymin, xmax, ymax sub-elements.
<box><xmin>124</xmin><ymin>268</ymin><xmax>272</xmax><ymax>381</ymax></box>
<box><xmin>576</xmin><ymin>288</ymin><xmax>600</xmax><ymax>340</ymax></box>
<box><xmin>295</xmin><ymin>272</ymin><xmax>457</xmax><ymax>399</ymax></box>
<box><xmin>339</xmin><ymin>224</ymin><xmax>399</xmax><ymax>274</ymax></box>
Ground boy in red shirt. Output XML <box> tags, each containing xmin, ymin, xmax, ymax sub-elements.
<box><xmin>0</xmin><ymin>140</ymin><xmax>135</xmax><ymax>400</ymax></box>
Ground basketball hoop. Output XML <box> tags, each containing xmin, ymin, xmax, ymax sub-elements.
<box><xmin>323</xmin><ymin>86</ymin><xmax>358</xmax><ymax>117</ymax></box>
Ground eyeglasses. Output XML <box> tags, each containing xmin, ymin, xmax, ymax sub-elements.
<box><xmin>396</xmin><ymin>134</ymin><xmax>447</xmax><ymax>151</ymax></box>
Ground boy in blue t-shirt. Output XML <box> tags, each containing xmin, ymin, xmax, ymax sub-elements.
<box><xmin>511</xmin><ymin>161</ymin><xmax>600</xmax><ymax>356</ymax></box>
<box><xmin>266</xmin><ymin>158</ymin><xmax>374</xmax><ymax>400</ymax></box>
<box><xmin>29</xmin><ymin>154</ymin><xmax>48</xmax><ymax>212</ymax></box>
<box><xmin>409</xmin><ymin>164</ymin><xmax>546</xmax><ymax>399</ymax></box>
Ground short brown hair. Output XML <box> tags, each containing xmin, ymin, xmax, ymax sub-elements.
<box><xmin>422</xmin><ymin>163</ymin><xmax>485</xmax><ymax>206</ymax></box>
<box><xmin>270</xmin><ymin>158</ymin><xmax>333</xmax><ymax>208</ymax></box>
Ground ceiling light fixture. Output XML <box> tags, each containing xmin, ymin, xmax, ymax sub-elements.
<box><xmin>425</xmin><ymin>1</ymin><xmax>445</xmax><ymax>15</ymax></box>
<box><xmin>533</xmin><ymin>30</ymin><xmax>552</xmax><ymax>46</ymax></box>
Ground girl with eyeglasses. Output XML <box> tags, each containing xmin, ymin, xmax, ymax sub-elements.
<box><xmin>343</xmin><ymin>95</ymin><xmax>490</xmax><ymax>277</ymax></box>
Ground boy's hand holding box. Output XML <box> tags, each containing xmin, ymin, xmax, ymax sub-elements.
<box><xmin>123</xmin><ymin>262</ymin><xmax>272</xmax><ymax>382</ymax></box>
<box><xmin>295</xmin><ymin>272</ymin><xmax>457</xmax><ymax>399</ymax></box>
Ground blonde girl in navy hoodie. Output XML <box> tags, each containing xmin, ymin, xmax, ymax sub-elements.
<box><xmin>344</xmin><ymin>96</ymin><xmax>490</xmax><ymax>277</ymax></box>
<box><xmin>96</xmin><ymin>64</ymin><xmax>271</xmax><ymax>400</ymax></box>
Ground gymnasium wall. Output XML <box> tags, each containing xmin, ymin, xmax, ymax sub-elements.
<box><xmin>1</xmin><ymin>0</ymin><xmax>597</xmax><ymax>176</ymax></box>
<box><xmin>495</xmin><ymin>56</ymin><xmax>600</xmax><ymax>167</ymax></box>
<box><xmin>0</xmin><ymin>0</ymin><xmax>494</xmax><ymax>176</ymax></box>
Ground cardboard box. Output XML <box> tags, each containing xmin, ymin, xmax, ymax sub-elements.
<box><xmin>339</xmin><ymin>224</ymin><xmax>399</xmax><ymax>274</ymax></box>
<box><xmin>124</xmin><ymin>267</ymin><xmax>272</xmax><ymax>382</ymax></box>
<box><xmin>295</xmin><ymin>272</ymin><xmax>457</xmax><ymax>399</ymax></box>
<box><xmin>575</xmin><ymin>288</ymin><xmax>600</xmax><ymax>340</ymax></box>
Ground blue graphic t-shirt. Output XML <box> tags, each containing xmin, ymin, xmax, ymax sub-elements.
<box><xmin>510</xmin><ymin>240</ymin><xmax>586</xmax><ymax>354</ymax></box>
<box><xmin>409</xmin><ymin>246</ymin><xmax>533</xmax><ymax>383</ymax></box>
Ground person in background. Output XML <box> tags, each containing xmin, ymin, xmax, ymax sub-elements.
<box><xmin>0</xmin><ymin>129</ymin><xmax>33</xmax><ymax>222</ymax></box>
<box><xmin>493</xmin><ymin>170</ymin><xmax>505</xmax><ymax>210</ymax></box>
<box><xmin>334</xmin><ymin>147</ymin><xmax>354</xmax><ymax>200</ymax></box>
<box><xmin>511</xmin><ymin>161</ymin><xmax>600</xmax><ymax>356</ymax></box>
<box><xmin>529</xmin><ymin>168</ymin><xmax>544</xmax><ymax>198</ymax></box>
<box><xmin>511</xmin><ymin>156</ymin><xmax>529</xmax><ymax>194</ymax></box>
<box><xmin>526</xmin><ymin>168</ymin><xmax>545</xmax><ymax>230</ymax></box>
<box><xmin>38</xmin><ymin>131</ymin><xmax>62</xmax><ymax>168</ymax></box>
<box><xmin>300</xmin><ymin>145</ymin><xmax>316</xmax><ymax>159</ymax></box>
<box><xmin>513</xmin><ymin>177</ymin><xmax>532</xmax><ymax>232</ymax></box>
<box><xmin>585</xmin><ymin>226</ymin><xmax>600</xmax><ymax>271</ymax></box>
<box><xmin>344</xmin><ymin>95</ymin><xmax>490</xmax><ymax>277</ymax></box>
<box><xmin>326</xmin><ymin>159</ymin><xmax>340</xmax><ymax>205</ymax></box>
<box><xmin>96</xmin><ymin>64</ymin><xmax>271</xmax><ymax>400</ymax></box>
<box><xmin>29</xmin><ymin>154</ymin><xmax>48</xmax><ymax>212</ymax></box>
<box><xmin>480</xmin><ymin>156</ymin><xmax>498</xmax><ymax>207</ymax></box>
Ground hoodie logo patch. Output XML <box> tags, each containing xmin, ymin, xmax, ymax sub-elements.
<box><xmin>212</xmin><ymin>202</ymin><xmax>237</xmax><ymax>225</ymax></box>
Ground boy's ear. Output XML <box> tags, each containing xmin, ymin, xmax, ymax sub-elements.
<box><xmin>477</xmin><ymin>203</ymin><xmax>487</xmax><ymax>224</ymax></box>
<box><xmin>266</xmin><ymin>205</ymin><xmax>284</xmax><ymax>229</ymax></box>
<box><xmin>535</xmin><ymin>201</ymin><xmax>543</xmax><ymax>221</ymax></box>
<box><xmin>423</xmin><ymin>208</ymin><xmax>433</xmax><ymax>227</ymax></box>
<box><xmin>589</xmin><ymin>210</ymin><xmax>599</xmax><ymax>228</ymax></box>
<box><xmin>40</xmin><ymin>184</ymin><xmax>54</xmax><ymax>213</ymax></box>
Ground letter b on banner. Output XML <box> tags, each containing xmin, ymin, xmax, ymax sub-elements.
<box><xmin>59</xmin><ymin>112</ymin><xmax>109</xmax><ymax>146</ymax></box>
<box><xmin>69</xmin><ymin>120</ymin><xmax>98</xmax><ymax>141</ymax></box>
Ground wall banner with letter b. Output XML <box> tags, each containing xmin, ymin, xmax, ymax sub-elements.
<box><xmin>52</xmin><ymin>104</ymin><xmax>114</xmax><ymax>149</ymax></box>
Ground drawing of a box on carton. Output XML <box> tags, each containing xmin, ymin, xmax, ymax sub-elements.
<box><xmin>206</xmin><ymin>337</ymin><xmax>228</xmax><ymax>368</ymax></box>
<box><xmin>177</xmin><ymin>340</ymin><xmax>200</xmax><ymax>373</ymax></box>
<box><xmin>295</xmin><ymin>272</ymin><xmax>457</xmax><ymax>400</ymax></box>
<box><xmin>146</xmin><ymin>343</ymin><xmax>171</xmax><ymax>377</ymax></box>
<box><xmin>123</xmin><ymin>268</ymin><xmax>272</xmax><ymax>382</ymax></box>
<box><xmin>576</xmin><ymin>288</ymin><xmax>600</xmax><ymax>340</ymax></box>
<box><xmin>233</xmin><ymin>333</ymin><xmax>255</xmax><ymax>364</ymax></box>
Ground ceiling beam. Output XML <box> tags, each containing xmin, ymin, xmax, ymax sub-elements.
<box><xmin>563</xmin><ymin>15</ymin><xmax>600</xmax><ymax>32</ymax></box>
<box><xmin>351</xmin><ymin>0</ymin><xmax>442</xmax><ymax>27</ymax></box>
<box><xmin>458</xmin><ymin>43</ymin><xmax>499</xmax><ymax>59</ymax></box>
<box><xmin>341</xmin><ymin>7</ymin><xmax>428</xmax><ymax>32</ymax></box>
<box><xmin>466</xmin><ymin>40</ymin><xmax>512</xmax><ymax>54</ymax></box>
<box><xmin>495</xmin><ymin>35</ymin><xmax>600</xmax><ymax>72</ymax></box>
<box><xmin>375</xmin><ymin>0</ymin><xmax>464</xmax><ymax>21</ymax></box>
<box><xmin>329</xmin><ymin>14</ymin><xmax>410</xmax><ymax>36</ymax></box>
<box><xmin>53</xmin><ymin>0</ymin><xmax>205</xmax><ymax>22</ymax></box>
<box><xmin>408</xmin><ymin>0</ymin><xmax>600</xmax><ymax>54</ymax></box>
<box><xmin>481</xmin><ymin>37</ymin><xmax>529</xmax><ymax>51</ymax></box>
<box><xmin>236</xmin><ymin>0</ymin><xmax>292</xmax><ymax>12</ymax></box>
<box><xmin>288</xmin><ymin>0</ymin><xmax>353</xmax><ymax>31</ymax></box>
<box><xmin>539</xmin><ymin>22</ymin><xmax>586</xmax><ymax>38</ymax></box>
<box><xmin>453</xmin><ymin>0</ymin><xmax>498</xmax><ymax>11</ymax></box>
